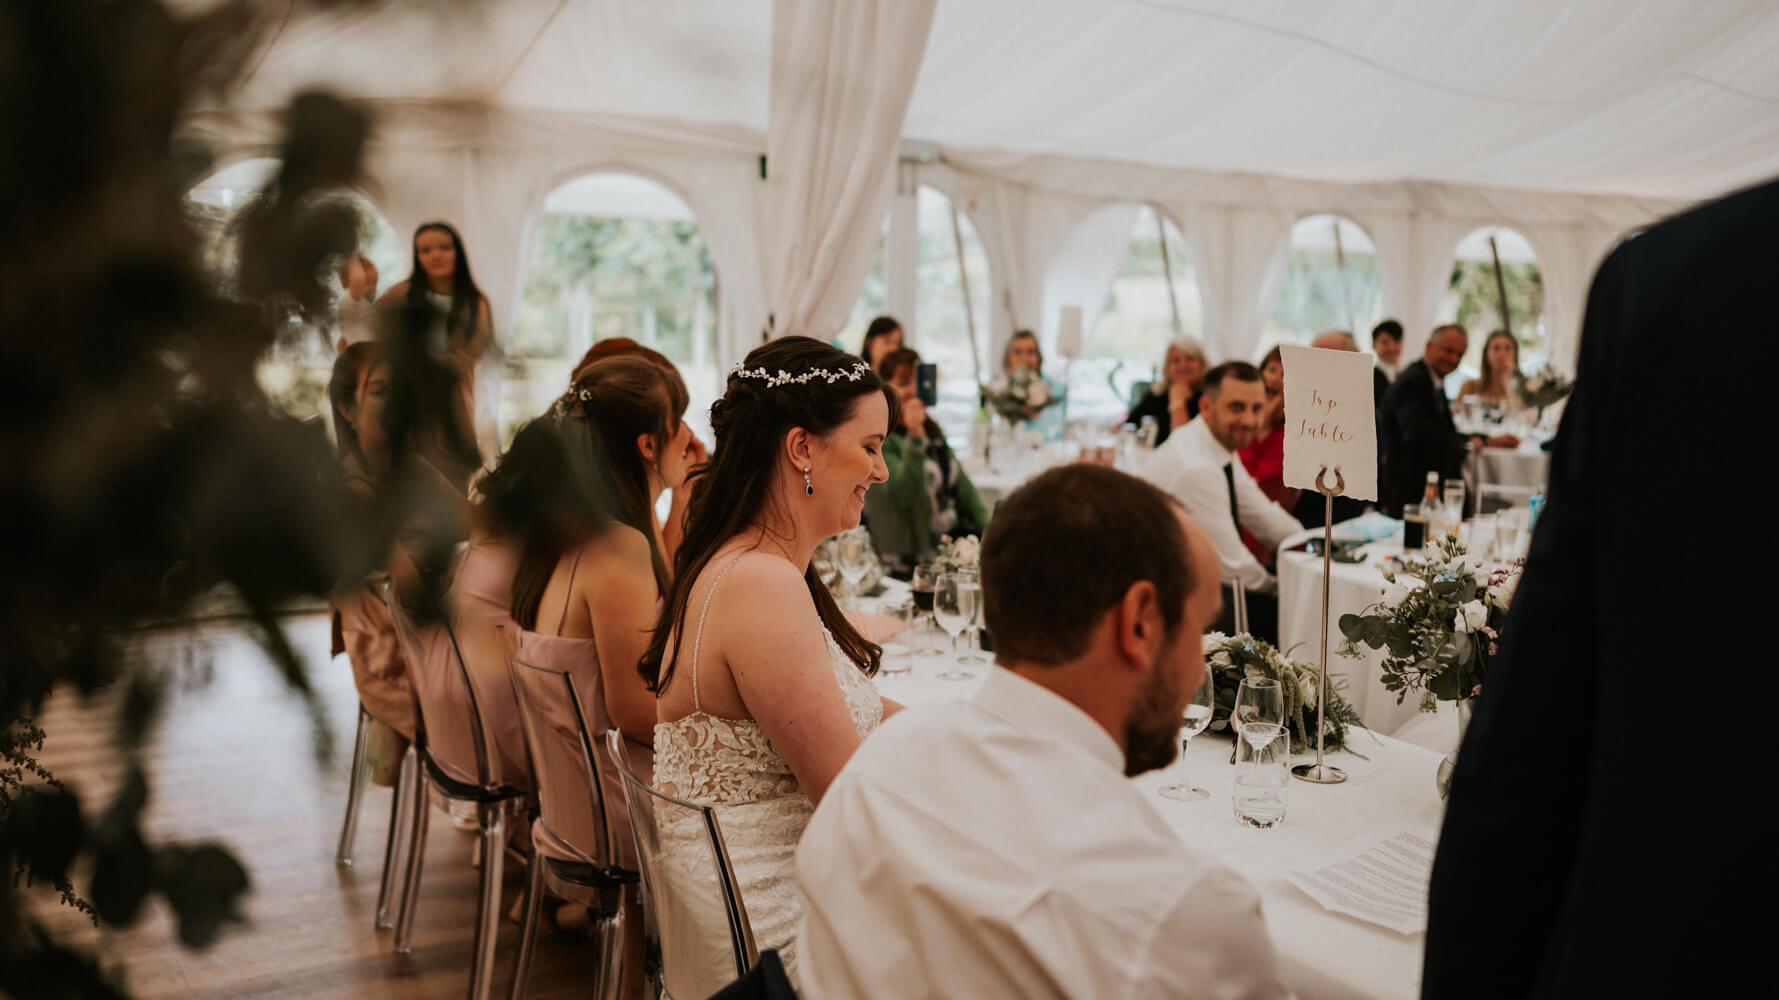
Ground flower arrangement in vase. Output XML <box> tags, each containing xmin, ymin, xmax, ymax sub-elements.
<box><xmin>1202</xmin><ymin>633</ymin><xmax>1363</xmax><ymax>755</ymax></box>
<box><xmin>981</xmin><ymin>366</ymin><xmax>1062</xmax><ymax>424</ymax></box>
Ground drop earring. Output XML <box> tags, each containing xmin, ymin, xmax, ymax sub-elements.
<box><xmin>803</xmin><ymin>467</ymin><xmax>814</xmax><ymax>496</ymax></box>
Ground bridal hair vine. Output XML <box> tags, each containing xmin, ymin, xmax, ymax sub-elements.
<box><xmin>730</xmin><ymin>360</ymin><xmax>871</xmax><ymax>389</ymax></box>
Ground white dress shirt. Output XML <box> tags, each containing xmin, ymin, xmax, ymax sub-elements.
<box><xmin>1138</xmin><ymin>418</ymin><xmax>1302</xmax><ymax>595</ymax></box>
<box><xmin>795</xmin><ymin>668</ymin><xmax>1290</xmax><ymax>1000</ymax></box>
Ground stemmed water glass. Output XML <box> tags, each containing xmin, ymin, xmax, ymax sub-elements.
<box><xmin>1230</xmin><ymin>677</ymin><xmax>1285</xmax><ymax>761</ymax></box>
<box><xmin>933</xmin><ymin>572</ymin><xmax>978</xmax><ymax>681</ymax></box>
<box><xmin>910</xmin><ymin>561</ymin><xmax>943</xmax><ymax>655</ymax></box>
<box><xmin>1158</xmin><ymin>669</ymin><xmax>1217</xmax><ymax>802</ymax></box>
<box><xmin>835</xmin><ymin>530</ymin><xmax>873</xmax><ymax>608</ymax></box>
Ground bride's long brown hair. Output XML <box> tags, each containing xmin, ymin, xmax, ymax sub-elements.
<box><xmin>639</xmin><ymin>336</ymin><xmax>899</xmax><ymax>693</ymax></box>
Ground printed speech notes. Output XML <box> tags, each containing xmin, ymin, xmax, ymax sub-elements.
<box><xmin>1279</xmin><ymin>345</ymin><xmax>1378</xmax><ymax>503</ymax></box>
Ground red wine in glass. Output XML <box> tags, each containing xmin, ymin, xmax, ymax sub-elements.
<box><xmin>912</xmin><ymin>585</ymin><xmax>937</xmax><ymax>613</ymax></box>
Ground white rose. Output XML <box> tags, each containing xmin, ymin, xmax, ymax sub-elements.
<box><xmin>1453</xmin><ymin>600</ymin><xmax>1488</xmax><ymax>633</ymax></box>
<box><xmin>1027</xmin><ymin>380</ymin><xmax>1050</xmax><ymax>406</ymax></box>
<box><xmin>989</xmin><ymin>375</ymin><xmax>1010</xmax><ymax>395</ymax></box>
<box><xmin>1203</xmin><ymin>632</ymin><xmax>1230</xmax><ymax>650</ymax></box>
<box><xmin>952</xmin><ymin>536</ymin><xmax>980</xmax><ymax>563</ymax></box>
<box><xmin>1490</xmin><ymin>571</ymin><xmax>1521</xmax><ymax>610</ymax></box>
<box><xmin>1380</xmin><ymin>580</ymin><xmax>1413</xmax><ymax>607</ymax></box>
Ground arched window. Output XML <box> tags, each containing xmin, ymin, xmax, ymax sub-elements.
<box><xmin>1072</xmin><ymin>205</ymin><xmax>1203</xmax><ymax>425</ymax></box>
<box><xmin>1265</xmin><ymin>214</ymin><xmax>1386</xmax><ymax>348</ymax></box>
<box><xmin>914</xmin><ymin>185</ymin><xmax>991</xmax><ymax>436</ymax></box>
<box><xmin>185</xmin><ymin>157</ymin><xmax>402</xmax><ymax>420</ymax></box>
<box><xmin>507</xmin><ymin>172</ymin><xmax>719</xmax><ymax>443</ymax></box>
<box><xmin>1437</xmin><ymin>226</ymin><xmax>1544</xmax><ymax>393</ymax></box>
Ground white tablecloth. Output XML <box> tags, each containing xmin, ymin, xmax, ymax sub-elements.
<box><xmin>867</xmin><ymin>605</ymin><xmax>1442</xmax><ymax>1000</ymax></box>
<box><xmin>1471</xmin><ymin>441</ymin><xmax>1550</xmax><ymax>494</ymax></box>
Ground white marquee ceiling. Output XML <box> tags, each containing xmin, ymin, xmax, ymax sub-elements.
<box><xmin>214</xmin><ymin>0</ymin><xmax>1779</xmax><ymax>201</ymax></box>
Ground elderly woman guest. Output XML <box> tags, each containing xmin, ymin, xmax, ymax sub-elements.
<box><xmin>1001</xmin><ymin>329</ymin><xmax>1066</xmax><ymax>442</ymax></box>
<box><xmin>865</xmin><ymin>348</ymin><xmax>990</xmax><ymax>577</ymax></box>
<box><xmin>1124</xmin><ymin>336</ymin><xmax>1207</xmax><ymax>445</ymax></box>
<box><xmin>1458</xmin><ymin>329</ymin><xmax>1520</xmax><ymax>410</ymax></box>
<box><xmin>858</xmin><ymin>315</ymin><xmax>904</xmax><ymax>368</ymax></box>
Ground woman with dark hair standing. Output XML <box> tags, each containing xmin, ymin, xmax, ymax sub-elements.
<box><xmin>379</xmin><ymin>221</ymin><xmax>494</xmax><ymax>475</ymax></box>
<box><xmin>866</xmin><ymin>347</ymin><xmax>989</xmax><ymax>575</ymax></box>
<box><xmin>858</xmin><ymin>314</ymin><xmax>903</xmax><ymax>368</ymax></box>
<box><xmin>644</xmin><ymin>336</ymin><xmax>902</xmax><ymax>986</ymax></box>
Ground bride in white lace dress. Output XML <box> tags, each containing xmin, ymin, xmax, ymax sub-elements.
<box><xmin>641</xmin><ymin>337</ymin><xmax>905</xmax><ymax>990</ymax></box>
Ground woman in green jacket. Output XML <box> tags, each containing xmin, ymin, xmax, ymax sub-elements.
<box><xmin>864</xmin><ymin>348</ymin><xmax>990</xmax><ymax>576</ymax></box>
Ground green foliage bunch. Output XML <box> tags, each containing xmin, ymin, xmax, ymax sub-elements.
<box><xmin>1202</xmin><ymin>633</ymin><xmax>1362</xmax><ymax>755</ymax></box>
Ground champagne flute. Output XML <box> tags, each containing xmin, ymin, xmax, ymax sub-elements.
<box><xmin>1158</xmin><ymin>669</ymin><xmax>1217</xmax><ymax>801</ymax></box>
<box><xmin>932</xmin><ymin>572</ymin><xmax>977</xmax><ymax>681</ymax></box>
<box><xmin>910</xmin><ymin>561</ymin><xmax>942</xmax><ymax>655</ymax></box>
<box><xmin>955</xmin><ymin>568</ymin><xmax>986</xmax><ymax>664</ymax></box>
<box><xmin>1231</xmin><ymin>677</ymin><xmax>1285</xmax><ymax>762</ymax></box>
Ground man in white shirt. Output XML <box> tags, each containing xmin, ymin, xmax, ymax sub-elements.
<box><xmin>795</xmin><ymin>464</ymin><xmax>1290</xmax><ymax>1000</ymax></box>
<box><xmin>1138</xmin><ymin>361</ymin><xmax>1301</xmax><ymax>643</ymax></box>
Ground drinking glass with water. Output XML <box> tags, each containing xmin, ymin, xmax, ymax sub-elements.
<box><xmin>1233</xmin><ymin>722</ymin><xmax>1290</xmax><ymax>828</ymax></box>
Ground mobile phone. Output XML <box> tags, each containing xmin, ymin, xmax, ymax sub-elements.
<box><xmin>916</xmin><ymin>363</ymin><xmax>938</xmax><ymax>407</ymax></box>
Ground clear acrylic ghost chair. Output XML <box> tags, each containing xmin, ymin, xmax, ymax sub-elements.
<box><xmin>1222</xmin><ymin>576</ymin><xmax>1250</xmax><ymax>636</ymax></box>
<box><xmin>504</xmin><ymin>652</ymin><xmax>637</xmax><ymax>1000</ymax></box>
<box><xmin>605</xmin><ymin>729</ymin><xmax>757</xmax><ymax>1000</ymax></box>
<box><xmin>335</xmin><ymin>701</ymin><xmax>372</xmax><ymax>867</ymax></box>
<box><xmin>385</xmin><ymin>581</ymin><xmax>532</xmax><ymax>1000</ymax></box>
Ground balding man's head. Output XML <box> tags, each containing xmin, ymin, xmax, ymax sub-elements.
<box><xmin>1311</xmin><ymin>330</ymin><xmax>1358</xmax><ymax>352</ymax></box>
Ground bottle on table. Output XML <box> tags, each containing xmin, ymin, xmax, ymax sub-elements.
<box><xmin>1403</xmin><ymin>471</ymin><xmax>1438</xmax><ymax>550</ymax></box>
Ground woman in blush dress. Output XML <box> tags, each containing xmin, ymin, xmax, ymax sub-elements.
<box><xmin>642</xmin><ymin>337</ymin><xmax>904</xmax><ymax>989</ymax></box>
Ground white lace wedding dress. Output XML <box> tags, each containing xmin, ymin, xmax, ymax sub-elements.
<box><xmin>653</xmin><ymin>557</ymin><xmax>882</xmax><ymax>990</ymax></box>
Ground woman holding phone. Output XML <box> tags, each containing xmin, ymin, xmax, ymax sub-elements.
<box><xmin>863</xmin><ymin>348</ymin><xmax>989</xmax><ymax>576</ymax></box>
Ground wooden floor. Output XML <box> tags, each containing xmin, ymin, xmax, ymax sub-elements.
<box><xmin>27</xmin><ymin>614</ymin><xmax>602</xmax><ymax>999</ymax></box>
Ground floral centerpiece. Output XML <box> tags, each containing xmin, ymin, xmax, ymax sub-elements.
<box><xmin>982</xmin><ymin>366</ymin><xmax>1062</xmax><ymax>424</ymax></box>
<box><xmin>1337</xmin><ymin>535</ymin><xmax>1522</xmax><ymax>712</ymax></box>
<box><xmin>929</xmin><ymin>534</ymin><xmax>980</xmax><ymax>575</ymax></box>
<box><xmin>1202</xmin><ymin>633</ymin><xmax>1363</xmax><ymax>755</ymax></box>
<box><xmin>1514</xmin><ymin>365</ymin><xmax>1573</xmax><ymax>421</ymax></box>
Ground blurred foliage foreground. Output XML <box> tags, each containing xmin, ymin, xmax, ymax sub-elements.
<box><xmin>1</xmin><ymin>1</ymin><xmax>476</xmax><ymax>995</ymax></box>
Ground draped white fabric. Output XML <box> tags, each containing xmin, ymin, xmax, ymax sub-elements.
<box><xmin>757</xmin><ymin>0</ymin><xmax>937</xmax><ymax>343</ymax></box>
<box><xmin>1039</xmin><ymin>202</ymin><xmax>1139</xmax><ymax>363</ymax></box>
<box><xmin>1180</xmin><ymin>203</ymin><xmax>1292</xmax><ymax>364</ymax></box>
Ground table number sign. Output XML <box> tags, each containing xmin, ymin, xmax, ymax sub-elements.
<box><xmin>1280</xmin><ymin>345</ymin><xmax>1378</xmax><ymax>503</ymax></box>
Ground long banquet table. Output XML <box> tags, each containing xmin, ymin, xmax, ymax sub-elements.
<box><xmin>867</xmin><ymin>605</ymin><xmax>1443</xmax><ymax>1000</ymax></box>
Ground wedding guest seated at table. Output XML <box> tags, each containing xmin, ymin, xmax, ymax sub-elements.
<box><xmin>1371</xmin><ymin>318</ymin><xmax>1403</xmax><ymax>404</ymax></box>
<box><xmin>795</xmin><ymin>464</ymin><xmax>1289</xmax><ymax>1000</ymax></box>
<box><xmin>643</xmin><ymin>337</ymin><xmax>905</xmax><ymax>988</ymax></box>
<box><xmin>1125</xmin><ymin>336</ymin><xmax>1207</xmax><ymax>445</ymax></box>
<box><xmin>1456</xmin><ymin>328</ymin><xmax>1520</xmax><ymax>412</ymax></box>
<box><xmin>1238</xmin><ymin>347</ymin><xmax>1291</xmax><ymax>564</ymax></box>
<box><xmin>864</xmin><ymin>348</ymin><xmax>989</xmax><ymax>577</ymax></box>
<box><xmin>567</xmin><ymin>337</ymin><xmax>707</xmax><ymax>564</ymax></box>
<box><xmin>857</xmin><ymin>314</ymin><xmax>903</xmax><ymax>368</ymax></box>
<box><xmin>1378</xmin><ymin>324</ymin><xmax>1519</xmax><ymax>516</ymax></box>
<box><xmin>1139</xmin><ymin>361</ymin><xmax>1300</xmax><ymax>644</ymax></box>
<box><xmin>334</xmin><ymin>251</ymin><xmax>379</xmax><ymax>353</ymax></box>
<box><xmin>1001</xmin><ymin>328</ymin><xmax>1066</xmax><ymax>441</ymax></box>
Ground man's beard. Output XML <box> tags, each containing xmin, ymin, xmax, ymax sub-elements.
<box><xmin>1122</xmin><ymin>653</ymin><xmax>1186</xmax><ymax>777</ymax></box>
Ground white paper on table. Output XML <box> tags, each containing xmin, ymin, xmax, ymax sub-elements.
<box><xmin>1279</xmin><ymin>345</ymin><xmax>1378</xmax><ymax>502</ymax></box>
<box><xmin>1282</xmin><ymin>827</ymin><xmax>1437</xmax><ymax>935</ymax></box>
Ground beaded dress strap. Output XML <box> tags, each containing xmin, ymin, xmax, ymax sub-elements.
<box><xmin>690</xmin><ymin>554</ymin><xmax>745</xmax><ymax>715</ymax></box>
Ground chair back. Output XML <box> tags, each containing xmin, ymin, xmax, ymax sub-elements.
<box><xmin>507</xmin><ymin>654</ymin><xmax>626</xmax><ymax>870</ymax></box>
<box><xmin>385</xmin><ymin>580</ymin><xmax>509</xmax><ymax>791</ymax></box>
<box><xmin>605</xmin><ymin>729</ymin><xmax>757</xmax><ymax>1000</ymax></box>
<box><xmin>1223</xmin><ymin>576</ymin><xmax>1250</xmax><ymax>636</ymax></box>
<box><xmin>1476</xmin><ymin>482</ymin><xmax>1536</xmax><ymax>516</ymax></box>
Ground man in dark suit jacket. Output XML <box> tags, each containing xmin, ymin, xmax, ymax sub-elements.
<box><xmin>1422</xmin><ymin>178</ymin><xmax>1778</xmax><ymax>998</ymax></box>
<box><xmin>1370</xmin><ymin>318</ymin><xmax>1403</xmax><ymax>407</ymax></box>
<box><xmin>1376</xmin><ymin>325</ymin><xmax>1516</xmax><ymax>514</ymax></box>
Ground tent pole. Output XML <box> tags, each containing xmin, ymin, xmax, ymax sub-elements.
<box><xmin>1155</xmin><ymin>206</ymin><xmax>1184</xmax><ymax>336</ymax></box>
<box><xmin>1332</xmin><ymin>217</ymin><xmax>1356</xmax><ymax>335</ymax></box>
<box><xmin>951</xmin><ymin>204</ymin><xmax>983</xmax><ymax>378</ymax></box>
<box><xmin>1487</xmin><ymin>234</ymin><xmax>1514</xmax><ymax>341</ymax></box>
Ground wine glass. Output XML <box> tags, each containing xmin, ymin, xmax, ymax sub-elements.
<box><xmin>932</xmin><ymin>572</ymin><xmax>978</xmax><ymax>681</ymax></box>
<box><xmin>955</xmin><ymin>568</ymin><xmax>986</xmax><ymax>664</ymax></box>
<box><xmin>1158</xmin><ymin>669</ymin><xmax>1217</xmax><ymax>802</ymax></box>
<box><xmin>1442</xmin><ymin>479</ymin><xmax>1467</xmax><ymax>527</ymax></box>
<box><xmin>1231</xmin><ymin>677</ymin><xmax>1285</xmax><ymax>755</ymax></box>
<box><xmin>910</xmin><ymin>561</ymin><xmax>942</xmax><ymax>655</ymax></box>
<box><xmin>835</xmin><ymin>530</ymin><xmax>873</xmax><ymax>608</ymax></box>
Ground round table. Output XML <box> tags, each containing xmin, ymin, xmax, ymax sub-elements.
<box><xmin>861</xmin><ymin>582</ymin><xmax>1445</xmax><ymax>1000</ymax></box>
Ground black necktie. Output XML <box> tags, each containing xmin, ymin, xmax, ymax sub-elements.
<box><xmin>1223</xmin><ymin>462</ymin><xmax>1243</xmax><ymax>535</ymax></box>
